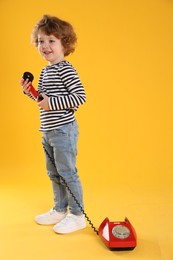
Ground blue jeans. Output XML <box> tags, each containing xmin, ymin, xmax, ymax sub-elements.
<box><xmin>42</xmin><ymin>121</ymin><xmax>84</xmax><ymax>215</ymax></box>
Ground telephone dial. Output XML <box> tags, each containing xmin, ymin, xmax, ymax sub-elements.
<box><xmin>21</xmin><ymin>71</ymin><xmax>137</xmax><ymax>251</ymax></box>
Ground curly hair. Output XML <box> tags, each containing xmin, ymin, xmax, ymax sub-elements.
<box><xmin>31</xmin><ymin>15</ymin><xmax>77</xmax><ymax>56</ymax></box>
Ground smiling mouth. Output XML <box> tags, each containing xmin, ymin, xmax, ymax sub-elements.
<box><xmin>43</xmin><ymin>51</ymin><xmax>52</xmax><ymax>55</ymax></box>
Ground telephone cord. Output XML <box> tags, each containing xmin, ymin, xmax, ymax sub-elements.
<box><xmin>43</xmin><ymin>145</ymin><xmax>98</xmax><ymax>235</ymax></box>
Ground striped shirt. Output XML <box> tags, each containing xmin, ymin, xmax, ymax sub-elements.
<box><xmin>37</xmin><ymin>60</ymin><xmax>86</xmax><ymax>132</ymax></box>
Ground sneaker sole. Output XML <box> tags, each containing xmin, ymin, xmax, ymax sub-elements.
<box><xmin>53</xmin><ymin>223</ymin><xmax>86</xmax><ymax>234</ymax></box>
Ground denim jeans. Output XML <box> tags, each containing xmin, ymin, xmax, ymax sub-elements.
<box><xmin>42</xmin><ymin>120</ymin><xmax>84</xmax><ymax>215</ymax></box>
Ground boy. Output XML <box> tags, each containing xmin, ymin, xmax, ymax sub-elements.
<box><xmin>21</xmin><ymin>14</ymin><xmax>86</xmax><ymax>234</ymax></box>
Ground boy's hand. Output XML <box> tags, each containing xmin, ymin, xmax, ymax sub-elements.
<box><xmin>38</xmin><ymin>93</ymin><xmax>50</xmax><ymax>110</ymax></box>
<box><xmin>20</xmin><ymin>78</ymin><xmax>31</xmax><ymax>94</ymax></box>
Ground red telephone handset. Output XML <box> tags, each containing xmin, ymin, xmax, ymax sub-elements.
<box><xmin>98</xmin><ymin>217</ymin><xmax>137</xmax><ymax>250</ymax></box>
<box><xmin>22</xmin><ymin>72</ymin><xmax>43</xmax><ymax>101</ymax></box>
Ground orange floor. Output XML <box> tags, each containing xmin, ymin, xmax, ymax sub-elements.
<box><xmin>0</xmin><ymin>164</ymin><xmax>173</xmax><ymax>260</ymax></box>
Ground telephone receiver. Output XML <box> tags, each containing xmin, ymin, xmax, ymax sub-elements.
<box><xmin>21</xmin><ymin>71</ymin><xmax>137</xmax><ymax>251</ymax></box>
<box><xmin>22</xmin><ymin>72</ymin><xmax>43</xmax><ymax>101</ymax></box>
<box><xmin>98</xmin><ymin>217</ymin><xmax>137</xmax><ymax>250</ymax></box>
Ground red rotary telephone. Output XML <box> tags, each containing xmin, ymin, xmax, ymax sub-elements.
<box><xmin>21</xmin><ymin>71</ymin><xmax>137</xmax><ymax>251</ymax></box>
<box><xmin>98</xmin><ymin>217</ymin><xmax>137</xmax><ymax>250</ymax></box>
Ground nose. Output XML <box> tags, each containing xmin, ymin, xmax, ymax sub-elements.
<box><xmin>42</xmin><ymin>42</ymin><xmax>49</xmax><ymax>48</ymax></box>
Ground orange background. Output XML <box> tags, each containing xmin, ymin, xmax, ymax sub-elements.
<box><xmin>0</xmin><ymin>0</ymin><xmax>173</xmax><ymax>259</ymax></box>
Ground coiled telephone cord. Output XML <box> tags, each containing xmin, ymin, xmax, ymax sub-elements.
<box><xmin>43</xmin><ymin>145</ymin><xmax>98</xmax><ymax>235</ymax></box>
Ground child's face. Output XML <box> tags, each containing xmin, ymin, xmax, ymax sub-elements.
<box><xmin>37</xmin><ymin>32</ymin><xmax>64</xmax><ymax>65</ymax></box>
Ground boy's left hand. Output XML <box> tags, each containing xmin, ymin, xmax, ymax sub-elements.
<box><xmin>38</xmin><ymin>93</ymin><xmax>50</xmax><ymax>110</ymax></box>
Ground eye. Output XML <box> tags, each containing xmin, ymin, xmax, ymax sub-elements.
<box><xmin>38</xmin><ymin>40</ymin><xmax>44</xmax><ymax>45</ymax></box>
<box><xmin>49</xmin><ymin>40</ymin><xmax>55</xmax><ymax>43</ymax></box>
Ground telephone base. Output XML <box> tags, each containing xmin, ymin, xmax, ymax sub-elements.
<box><xmin>98</xmin><ymin>217</ymin><xmax>137</xmax><ymax>250</ymax></box>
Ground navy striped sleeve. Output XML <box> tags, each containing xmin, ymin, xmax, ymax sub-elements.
<box><xmin>48</xmin><ymin>64</ymin><xmax>86</xmax><ymax>111</ymax></box>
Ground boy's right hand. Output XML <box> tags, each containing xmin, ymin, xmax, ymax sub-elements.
<box><xmin>20</xmin><ymin>78</ymin><xmax>31</xmax><ymax>94</ymax></box>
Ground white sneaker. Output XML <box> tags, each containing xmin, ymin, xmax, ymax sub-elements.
<box><xmin>53</xmin><ymin>214</ymin><xmax>86</xmax><ymax>234</ymax></box>
<box><xmin>35</xmin><ymin>208</ymin><xmax>67</xmax><ymax>225</ymax></box>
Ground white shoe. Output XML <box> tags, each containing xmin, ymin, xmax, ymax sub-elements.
<box><xmin>53</xmin><ymin>214</ymin><xmax>86</xmax><ymax>234</ymax></box>
<box><xmin>35</xmin><ymin>208</ymin><xmax>67</xmax><ymax>225</ymax></box>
